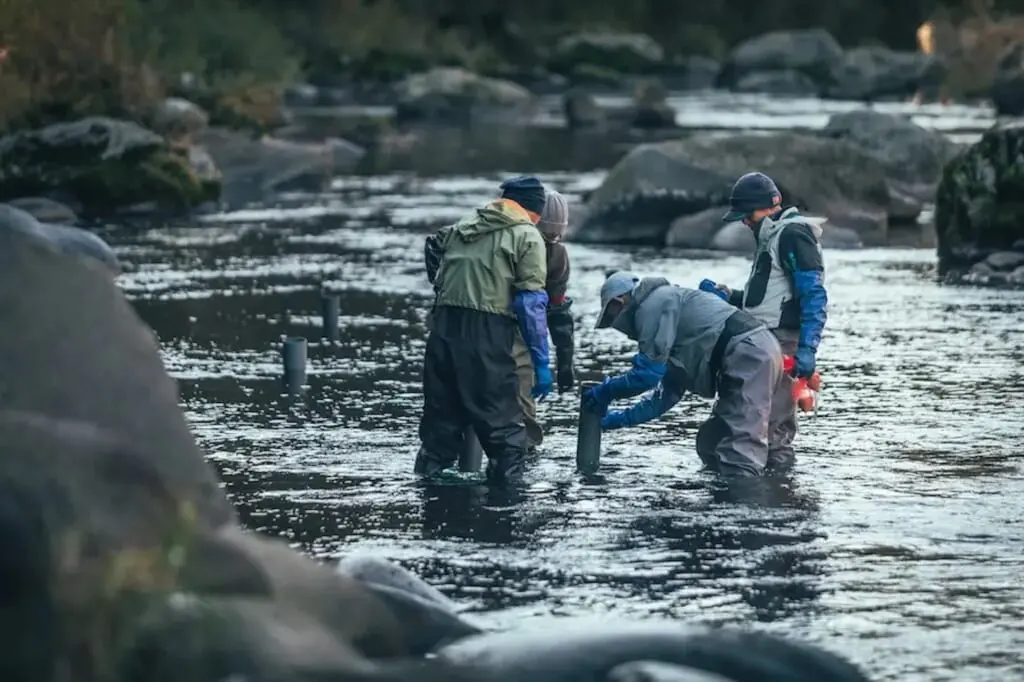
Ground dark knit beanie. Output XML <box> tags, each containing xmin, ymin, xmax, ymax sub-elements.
<box><xmin>498</xmin><ymin>175</ymin><xmax>547</xmax><ymax>216</ymax></box>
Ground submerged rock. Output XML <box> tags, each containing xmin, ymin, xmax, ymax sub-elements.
<box><xmin>0</xmin><ymin>117</ymin><xmax>219</xmax><ymax>217</ymax></box>
<box><xmin>394</xmin><ymin>68</ymin><xmax>535</xmax><ymax>125</ymax></box>
<box><xmin>572</xmin><ymin>131</ymin><xmax>917</xmax><ymax>247</ymax></box>
<box><xmin>935</xmin><ymin>123</ymin><xmax>1024</xmax><ymax>282</ymax></box>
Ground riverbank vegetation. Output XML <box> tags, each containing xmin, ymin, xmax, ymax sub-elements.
<box><xmin>0</xmin><ymin>0</ymin><xmax>1022</xmax><ymax>133</ymax></box>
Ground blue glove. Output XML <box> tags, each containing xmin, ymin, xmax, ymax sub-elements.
<box><xmin>791</xmin><ymin>270</ymin><xmax>828</xmax><ymax>379</ymax></box>
<box><xmin>601</xmin><ymin>410</ymin><xmax>630</xmax><ymax>430</ymax></box>
<box><xmin>793</xmin><ymin>345</ymin><xmax>816</xmax><ymax>379</ymax></box>
<box><xmin>599</xmin><ymin>381</ymin><xmax>684</xmax><ymax>430</ymax></box>
<box><xmin>699</xmin><ymin>279</ymin><xmax>729</xmax><ymax>302</ymax></box>
<box><xmin>582</xmin><ymin>353</ymin><xmax>666</xmax><ymax>413</ymax></box>
<box><xmin>512</xmin><ymin>289</ymin><xmax>552</xmax><ymax>374</ymax></box>
<box><xmin>532</xmin><ymin>365</ymin><xmax>554</xmax><ymax>400</ymax></box>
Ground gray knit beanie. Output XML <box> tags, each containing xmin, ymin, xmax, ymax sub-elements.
<box><xmin>538</xmin><ymin>190</ymin><xmax>569</xmax><ymax>241</ymax></box>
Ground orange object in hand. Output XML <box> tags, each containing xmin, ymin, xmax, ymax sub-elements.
<box><xmin>782</xmin><ymin>356</ymin><xmax>821</xmax><ymax>413</ymax></box>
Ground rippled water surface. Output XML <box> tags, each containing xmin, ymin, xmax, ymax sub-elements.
<box><xmin>109</xmin><ymin>95</ymin><xmax>1023</xmax><ymax>682</ymax></box>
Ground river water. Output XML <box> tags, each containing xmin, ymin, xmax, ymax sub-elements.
<box><xmin>111</xmin><ymin>93</ymin><xmax>1022</xmax><ymax>682</ymax></box>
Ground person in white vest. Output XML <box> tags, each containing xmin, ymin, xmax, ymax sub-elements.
<box><xmin>699</xmin><ymin>171</ymin><xmax>828</xmax><ymax>470</ymax></box>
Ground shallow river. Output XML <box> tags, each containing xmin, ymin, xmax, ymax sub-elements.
<box><xmin>110</xmin><ymin>93</ymin><xmax>1022</xmax><ymax>682</ymax></box>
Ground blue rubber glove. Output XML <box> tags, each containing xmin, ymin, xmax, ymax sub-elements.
<box><xmin>532</xmin><ymin>365</ymin><xmax>554</xmax><ymax>400</ymax></box>
<box><xmin>582</xmin><ymin>383</ymin><xmax>610</xmax><ymax>415</ymax></box>
<box><xmin>699</xmin><ymin>279</ymin><xmax>729</xmax><ymax>302</ymax></box>
<box><xmin>793</xmin><ymin>345</ymin><xmax>816</xmax><ymax>379</ymax></box>
<box><xmin>601</xmin><ymin>410</ymin><xmax>630</xmax><ymax>430</ymax></box>
<box><xmin>582</xmin><ymin>353</ymin><xmax>666</xmax><ymax>415</ymax></box>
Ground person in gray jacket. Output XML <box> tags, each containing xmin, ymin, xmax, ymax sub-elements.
<box><xmin>583</xmin><ymin>271</ymin><xmax>787</xmax><ymax>477</ymax></box>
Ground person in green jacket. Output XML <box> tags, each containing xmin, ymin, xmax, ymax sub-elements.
<box><xmin>417</xmin><ymin>176</ymin><xmax>553</xmax><ymax>483</ymax></box>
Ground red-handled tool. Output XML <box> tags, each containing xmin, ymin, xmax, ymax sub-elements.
<box><xmin>782</xmin><ymin>356</ymin><xmax>821</xmax><ymax>413</ymax></box>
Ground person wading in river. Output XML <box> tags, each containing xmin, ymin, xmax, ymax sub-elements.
<box><xmin>512</xmin><ymin>190</ymin><xmax>575</xmax><ymax>450</ymax></box>
<box><xmin>584</xmin><ymin>271</ymin><xmax>787</xmax><ymax>478</ymax></box>
<box><xmin>416</xmin><ymin>176</ymin><xmax>553</xmax><ymax>483</ymax></box>
<box><xmin>699</xmin><ymin>171</ymin><xmax>829</xmax><ymax>469</ymax></box>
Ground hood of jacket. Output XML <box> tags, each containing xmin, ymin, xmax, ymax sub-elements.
<box><xmin>451</xmin><ymin>198</ymin><xmax>534</xmax><ymax>243</ymax></box>
<box><xmin>753</xmin><ymin>206</ymin><xmax>826</xmax><ymax>242</ymax></box>
<box><xmin>611</xmin><ymin>276</ymin><xmax>671</xmax><ymax>339</ymax></box>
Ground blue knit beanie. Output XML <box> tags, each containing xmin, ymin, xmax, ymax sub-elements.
<box><xmin>498</xmin><ymin>175</ymin><xmax>547</xmax><ymax>216</ymax></box>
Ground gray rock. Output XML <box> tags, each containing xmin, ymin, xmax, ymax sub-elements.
<box><xmin>608</xmin><ymin>661</ymin><xmax>735</xmax><ymax>682</ymax></box>
<box><xmin>1010</xmin><ymin>265</ymin><xmax>1024</xmax><ymax>283</ymax></box>
<box><xmin>552</xmin><ymin>32</ymin><xmax>665</xmax><ymax>73</ymax></box>
<box><xmin>985</xmin><ymin>250</ymin><xmax>1024</xmax><ymax>271</ymax></box>
<box><xmin>0</xmin><ymin>204</ymin><xmax>119</xmax><ymax>273</ymax></box>
<box><xmin>574</xmin><ymin>131</ymin><xmax>913</xmax><ymax>246</ymax></box>
<box><xmin>151</xmin><ymin>97</ymin><xmax>209</xmax><ymax>141</ymax></box>
<box><xmin>630</xmin><ymin>78</ymin><xmax>677</xmax><ymax>129</ymax></box>
<box><xmin>666</xmin><ymin>207</ymin><xmax>729</xmax><ymax>248</ymax></box>
<box><xmin>709</xmin><ymin>221</ymin><xmax>754</xmax><ymax>251</ymax></box>
<box><xmin>828</xmin><ymin>46</ymin><xmax>945</xmax><ymax>101</ymax></box>
<box><xmin>719</xmin><ymin>28</ymin><xmax>844</xmax><ymax>89</ymax></box>
<box><xmin>734</xmin><ymin>69</ymin><xmax>820</xmax><ymax>96</ymax></box>
<box><xmin>819</xmin><ymin>109</ymin><xmax>962</xmax><ymax>192</ymax></box>
<box><xmin>195</xmin><ymin>128</ymin><xmax>365</xmax><ymax>207</ymax></box>
<box><xmin>394</xmin><ymin>68</ymin><xmax>535</xmax><ymax>125</ymax></box>
<box><xmin>6</xmin><ymin>196</ymin><xmax>79</xmax><ymax>224</ymax></box>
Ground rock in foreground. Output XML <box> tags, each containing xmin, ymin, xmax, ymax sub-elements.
<box><xmin>0</xmin><ymin>117</ymin><xmax>220</xmax><ymax>217</ymax></box>
<box><xmin>571</xmin><ymin>131</ymin><xmax>919</xmax><ymax>247</ymax></box>
<box><xmin>935</xmin><ymin>123</ymin><xmax>1024</xmax><ymax>285</ymax></box>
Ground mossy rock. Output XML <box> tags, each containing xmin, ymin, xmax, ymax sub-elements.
<box><xmin>934</xmin><ymin>123</ymin><xmax>1024</xmax><ymax>272</ymax></box>
<box><xmin>0</xmin><ymin>117</ymin><xmax>217</xmax><ymax>217</ymax></box>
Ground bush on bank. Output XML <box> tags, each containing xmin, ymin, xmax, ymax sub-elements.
<box><xmin>2</xmin><ymin>0</ymin><xmax>1024</xmax><ymax>133</ymax></box>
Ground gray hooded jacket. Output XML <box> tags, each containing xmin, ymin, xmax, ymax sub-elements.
<box><xmin>611</xmin><ymin>277</ymin><xmax>763</xmax><ymax>398</ymax></box>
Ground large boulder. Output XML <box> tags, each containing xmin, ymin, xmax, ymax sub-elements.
<box><xmin>0</xmin><ymin>228</ymin><xmax>487</xmax><ymax>680</ymax></box>
<box><xmin>393</xmin><ymin>68</ymin><xmax>535</xmax><ymax>125</ymax></box>
<box><xmin>549</xmin><ymin>32</ymin><xmax>666</xmax><ymax>75</ymax></box>
<box><xmin>195</xmin><ymin>127</ymin><xmax>365</xmax><ymax>208</ymax></box>
<box><xmin>828</xmin><ymin>47</ymin><xmax>946</xmax><ymax>101</ymax></box>
<box><xmin>818</xmin><ymin>110</ymin><xmax>962</xmax><ymax>198</ymax></box>
<box><xmin>570</xmin><ymin>132</ymin><xmax>919</xmax><ymax>246</ymax></box>
<box><xmin>717</xmin><ymin>29</ymin><xmax>844</xmax><ymax>94</ymax></box>
<box><xmin>0</xmin><ymin>204</ymin><xmax>120</xmax><ymax>274</ymax></box>
<box><xmin>990</xmin><ymin>41</ymin><xmax>1024</xmax><ymax>117</ymax></box>
<box><xmin>934</xmin><ymin>123</ymin><xmax>1024</xmax><ymax>284</ymax></box>
<box><xmin>0</xmin><ymin>117</ymin><xmax>220</xmax><ymax>217</ymax></box>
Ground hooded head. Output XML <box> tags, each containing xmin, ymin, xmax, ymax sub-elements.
<box><xmin>538</xmin><ymin>190</ymin><xmax>568</xmax><ymax>242</ymax></box>
<box><xmin>596</xmin><ymin>270</ymin><xmax>640</xmax><ymax>329</ymax></box>
<box><xmin>498</xmin><ymin>175</ymin><xmax>546</xmax><ymax>221</ymax></box>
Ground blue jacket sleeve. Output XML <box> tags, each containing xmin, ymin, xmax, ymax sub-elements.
<box><xmin>616</xmin><ymin>380</ymin><xmax>685</xmax><ymax>427</ymax></box>
<box><xmin>512</xmin><ymin>290</ymin><xmax>551</xmax><ymax>370</ymax></box>
<box><xmin>791</xmin><ymin>270</ymin><xmax>827</xmax><ymax>352</ymax></box>
<box><xmin>599</xmin><ymin>352</ymin><xmax>666</xmax><ymax>402</ymax></box>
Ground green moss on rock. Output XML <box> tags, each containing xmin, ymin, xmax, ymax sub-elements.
<box><xmin>934</xmin><ymin>123</ymin><xmax>1024</xmax><ymax>271</ymax></box>
<box><xmin>0</xmin><ymin>117</ymin><xmax>218</xmax><ymax>216</ymax></box>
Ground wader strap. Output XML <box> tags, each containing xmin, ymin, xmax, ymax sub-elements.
<box><xmin>710</xmin><ymin>311</ymin><xmax>764</xmax><ymax>382</ymax></box>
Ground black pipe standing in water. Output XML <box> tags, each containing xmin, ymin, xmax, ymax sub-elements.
<box><xmin>576</xmin><ymin>381</ymin><xmax>601</xmax><ymax>474</ymax></box>
<box><xmin>459</xmin><ymin>427</ymin><xmax>483</xmax><ymax>473</ymax></box>
<box><xmin>282</xmin><ymin>336</ymin><xmax>308</xmax><ymax>393</ymax></box>
<box><xmin>321</xmin><ymin>294</ymin><xmax>340</xmax><ymax>342</ymax></box>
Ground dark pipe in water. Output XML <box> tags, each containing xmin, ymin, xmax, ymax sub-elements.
<box><xmin>321</xmin><ymin>294</ymin><xmax>340</xmax><ymax>342</ymax></box>
<box><xmin>281</xmin><ymin>336</ymin><xmax>307</xmax><ymax>393</ymax></box>
<box><xmin>459</xmin><ymin>426</ymin><xmax>483</xmax><ymax>473</ymax></box>
<box><xmin>576</xmin><ymin>381</ymin><xmax>601</xmax><ymax>474</ymax></box>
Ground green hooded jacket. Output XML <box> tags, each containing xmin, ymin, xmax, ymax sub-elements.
<box><xmin>432</xmin><ymin>199</ymin><xmax>547</xmax><ymax>317</ymax></box>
